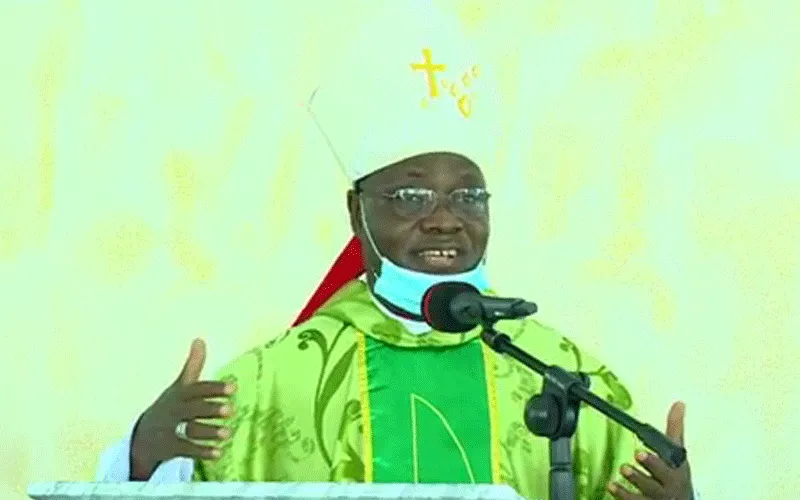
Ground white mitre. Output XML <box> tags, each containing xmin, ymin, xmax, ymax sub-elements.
<box><xmin>307</xmin><ymin>1</ymin><xmax>502</xmax><ymax>183</ymax></box>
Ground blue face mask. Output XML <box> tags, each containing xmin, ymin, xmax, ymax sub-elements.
<box><xmin>359</xmin><ymin>200</ymin><xmax>490</xmax><ymax>317</ymax></box>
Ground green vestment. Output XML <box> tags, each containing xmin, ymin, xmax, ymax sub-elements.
<box><xmin>193</xmin><ymin>280</ymin><xmax>642</xmax><ymax>499</ymax></box>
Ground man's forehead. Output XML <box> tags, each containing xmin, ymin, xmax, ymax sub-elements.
<box><xmin>362</xmin><ymin>153</ymin><xmax>484</xmax><ymax>186</ymax></box>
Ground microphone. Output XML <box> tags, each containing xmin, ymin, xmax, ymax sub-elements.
<box><xmin>422</xmin><ymin>282</ymin><xmax>538</xmax><ymax>333</ymax></box>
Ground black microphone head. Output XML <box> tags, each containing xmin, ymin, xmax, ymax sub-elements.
<box><xmin>422</xmin><ymin>281</ymin><xmax>480</xmax><ymax>333</ymax></box>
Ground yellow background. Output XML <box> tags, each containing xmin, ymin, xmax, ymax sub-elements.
<box><xmin>2</xmin><ymin>1</ymin><xmax>799</xmax><ymax>499</ymax></box>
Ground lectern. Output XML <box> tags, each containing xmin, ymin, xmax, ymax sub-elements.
<box><xmin>28</xmin><ymin>482</ymin><xmax>534</xmax><ymax>500</ymax></box>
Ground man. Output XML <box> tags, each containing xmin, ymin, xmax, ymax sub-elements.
<box><xmin>97</xmin><ymin>4</ymin><xmax>696</xmax><ymax>499</ymax></box>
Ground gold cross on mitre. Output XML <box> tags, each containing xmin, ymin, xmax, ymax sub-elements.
<box><xmin>410</xmin><ymin>48</ymin><xmax>447</xmax><ymax>98</ymax></box>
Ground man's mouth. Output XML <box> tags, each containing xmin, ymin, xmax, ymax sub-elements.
<box><xmin>415</xmin><ymin>248</ymin><xmax>460</xmax><ymax>268</ymax></box>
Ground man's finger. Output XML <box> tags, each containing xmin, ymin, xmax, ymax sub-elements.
<box><xmin>184</xmin><ymin>421</ymin><xmax>231</xmax><ymax>441</ymax></box>
<box><xmin>666</xmin><ymin>400</ymin><xmax>686</xmax><ymax>446</ymax></box>
<box><xmin>620</xmin><ymin>463</ymin><xmax>663</xmax><ymax>497</ymax></box>
<box><xmin>607</xmin><ymin>482</ymin><xmax>647</xmax><ymax>500</ymax></box>
<box><xmin>181</xmin><ymin>381</ymin><xmax>236</xmax><ymax>401</ymax></box>
<box><xmin>635</xmin><ymin>451</ymin><xmax>675</xmax><ymax>485</ymax></box>
<box><xmin>177</xmin><ymin>338</ymin><xmax>206</xmax><ymax>385</ymax></box>
<box><xmin>180</xmin><ymin>400</ymin><xmax>233</xmax><ymax>420</ymax></box>
<box><xmin>175</xmin><ymin>439</ymin><xmax>222</xmax><ymax>461</ymax></box>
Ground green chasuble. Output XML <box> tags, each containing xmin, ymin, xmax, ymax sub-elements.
<box><xmin>193</xmin><ymin>281</ymin><xmax>643</xmax><ymax>499</ymax></box>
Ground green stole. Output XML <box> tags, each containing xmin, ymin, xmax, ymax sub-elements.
<box><xmin>363</xmin><ymin>335</ymin><xmax>495</xmax><ymax>484</ymax></box>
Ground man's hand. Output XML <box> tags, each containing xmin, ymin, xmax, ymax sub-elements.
<box><xmin>129</xmin><ymin>339</ymin><xmax>236</xmax><ymax>481</ymax></box>
<box><xmin>608</xmin><ymin>401</ymin><xmax>694</xmax><ymax>500</ymax></box>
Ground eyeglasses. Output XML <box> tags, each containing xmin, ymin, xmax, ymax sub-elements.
<box><xmin>359</xmin><ymin>186</ymin><xmax>491</xmax><ymax>220</ymax></box>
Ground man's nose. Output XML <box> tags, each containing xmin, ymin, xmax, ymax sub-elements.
<box><xmin>420</xmin><ymin>201</ymin><xmax>465</xmax><ymax>233</ymax></box>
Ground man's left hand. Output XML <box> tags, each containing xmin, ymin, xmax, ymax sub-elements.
<box><xmin>608</xmin><ymin>401</ymin><xmax>694</xmax><ymax>500</ymax></box>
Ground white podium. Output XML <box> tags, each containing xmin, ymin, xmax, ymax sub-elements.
<box><xmin>27</xmin><ymin>482</ymin><xmax>531</xmax><ymax>500</ymax></box>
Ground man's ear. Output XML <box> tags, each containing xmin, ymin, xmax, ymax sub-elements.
<box><xmin>347</xmin><ymin>188</ymin><xmax>380</xmax><ymax>286</ymax></box>
<box><xmin>347</xmin><ymin>189</ymin><xmax>361</xmax><ymax>235</ymax></box>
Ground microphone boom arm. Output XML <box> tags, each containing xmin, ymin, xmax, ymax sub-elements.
<box><xmin>480</xmin><ymin>326</ymin><xmax>686</xmax><ymax>500</ymax></box>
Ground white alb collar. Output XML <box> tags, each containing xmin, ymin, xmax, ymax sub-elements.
<box><xmin>360</xmin><ymin>277</ymin><xmax>432</xmax><ymax>336</ymax></box>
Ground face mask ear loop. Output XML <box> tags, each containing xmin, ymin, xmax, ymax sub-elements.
<box><xmin>358</xmin><ymin>197</ymin><xmax>383</xmax><ymax>281</ymax></box>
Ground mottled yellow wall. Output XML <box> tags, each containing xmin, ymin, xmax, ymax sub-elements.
<box><xmin>1</xmin><ymin>1</ymin><xmax>798</xmax><ymax>499</ymax></box>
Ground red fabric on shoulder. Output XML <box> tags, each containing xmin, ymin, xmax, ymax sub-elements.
<box><xmin>291</xmin><ymin>236</ymin><xmax>365</xmax><ymax>327</ymax></box>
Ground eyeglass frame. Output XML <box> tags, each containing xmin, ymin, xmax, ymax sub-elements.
<box><xmin>354</xmin><ymin>184</ymin><xmax>491</xmax><ymax>220</ymax></box>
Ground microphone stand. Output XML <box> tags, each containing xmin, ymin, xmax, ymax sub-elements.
<box><xmin>480</xmin><ymin>324</ymin><xmax>686</xmax><ymax>500</ymax></box>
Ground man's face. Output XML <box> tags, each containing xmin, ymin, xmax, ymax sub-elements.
<box><xmin>347</xmin><ymin>152</ymin><xmax>490</xmax><ymax>276</ymax></box>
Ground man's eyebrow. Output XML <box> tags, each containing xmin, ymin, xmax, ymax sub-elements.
<box><xmin>403</xmin><ymin>169</ymin><xmax>426</xmax><ymax>179</ymax></box>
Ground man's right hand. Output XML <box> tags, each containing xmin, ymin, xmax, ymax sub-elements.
<box><xmin>129</xmin><ymin>338</ymin><xmax>236</xmax><ymax>481</ymax></box>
